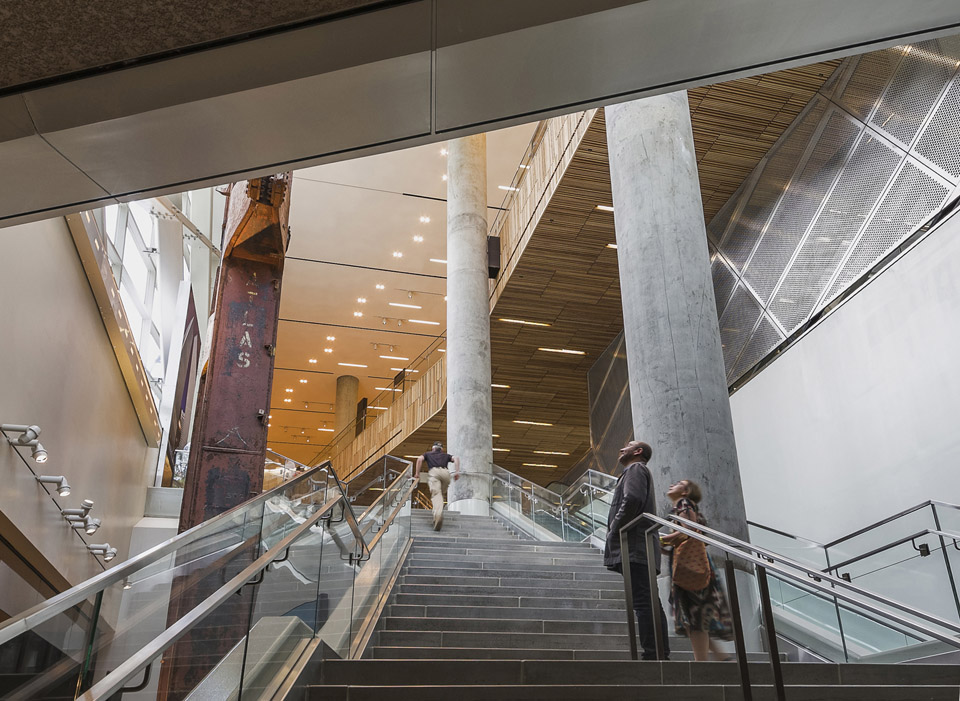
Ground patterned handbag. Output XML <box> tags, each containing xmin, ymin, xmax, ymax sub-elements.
<box><xmin>672</xmin><ymin>534</ymin><xmax>712</xmax><ymax>591</ymax></box>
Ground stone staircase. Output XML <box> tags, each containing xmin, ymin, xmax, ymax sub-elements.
<box><xmin>303</xmin><ymin>511</ymin><xmax>960</xmax><ymax>699</ymax></box>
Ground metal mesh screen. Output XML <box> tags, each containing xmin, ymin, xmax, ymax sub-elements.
<box><xmin>729</xmin><ymin>316</ymin><xmax>784</xmax><ymax>384</ymax></box>
<box><xmin>742</xmin><ymin>110</ymin><xmax>861</xmax><ymax>303</ymax></box>
<box><xmin>718</xmin><ymin>285</ymin><xmax>762</xmax><ymax>373</ymax></box>
<box><xmin>824</xmin><ymin>161</ymin><xmax>951</xmax><ymax>302</ymax></box>
<box><xmin>870</xmin><ymin>38</ymin><xmax>959</xmax><ymax>148</ymax></box>
<box><xmin>711</xmin><ymin>257</ymin><xmax>738</xmax><ymax>317</ymax></box>
<box><xmin>768</xmin><ymin>132</ymin><xmax>902</xmax><ymax>331</ymax></box>
<box><xmin>586</xmin><ymin>332</ymin><xmax>633</xmax><ymax>476</ymax></box>
<box><xmin>719</xmin><ymin>98</ymin><xmax>829</xmax><ymax>272</ymax></box>
<box><xmin>835</xmin><ymin>48</ymin><xmax>904</xmax><ymax>121</ymax></box>
<box><xmin>915</xmin><ymin>75</ymin><xmax>960</xmax><ymax>179</ymax></box>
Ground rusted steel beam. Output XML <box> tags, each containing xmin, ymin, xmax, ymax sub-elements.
<box><xmin>178</xmin><ymin>173</ymin><xmax>291</xmax><ymax>532</ymax></box>
<box><xmin>156</xmin><ymin>174</ymin><xmax>290</xmax><ymax>701</ymax></box>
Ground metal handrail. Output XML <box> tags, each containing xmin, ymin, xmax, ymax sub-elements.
<box><xmin>79</xmin><ymin>493</ymin><xmax>345</xmax><ymax>700</ymax></box>
<box><xmin>0</xmin><ymin>460</ymin><xmax>331</xmax><ymax>646</ymax></box>
<box><xmin>747</xmin><ymin>520</ymin><xmax>828</xmax><ymax>548</ymax></box>
<box><xmin>822</xmin><ymin>500</ymin><xmax>960</xmax><ymax>549</ymax></box>
<box><xmin>620</xmin><ymin>512</ymin><xmax>960</xmax><ymax>701</ymax></box>
<box><xmin>825</xmin><ymin>527</ymin><xmax>960</xmax><ymax>574</ymax></box>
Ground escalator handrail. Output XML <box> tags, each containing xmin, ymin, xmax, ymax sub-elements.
<box><xmin>0</xmin><ymin>460</ymin><xmax>332</xmax><ymax>646</ymax></box>
<box><xmin>662</xmin><ymin>512</ymin><xmax>960</xmax><ymax>640</ymax></box>
<box><xmin>79</xmin><ymin>493</ymin><xmax>345</xmax><ymax>701</ymax></box>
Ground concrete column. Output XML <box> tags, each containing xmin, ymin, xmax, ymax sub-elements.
<box><xmin>606</xmin><ymin>93</ymin><xmax>748</xmax><ymax>541</ymax></box>
<box><xmin>334</xmin><ymin>374</ymin><xmax>359</xmax><ymax>435</ymax></box>
<box><xmin>445</xmin><ymin>134</ymin><xmax>493</xmax><ymax>516</ymax></box>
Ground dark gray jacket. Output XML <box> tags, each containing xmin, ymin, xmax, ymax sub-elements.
<box><xmin>603</xmin><ymin>460</ymin><xmax>661</xmax><ymax>571</ymax></box>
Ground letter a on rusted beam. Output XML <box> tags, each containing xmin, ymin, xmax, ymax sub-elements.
<box><xmin>178</xmin><ymin>173</ymin><xmax>291</xmax><ymax>532</ymax></box>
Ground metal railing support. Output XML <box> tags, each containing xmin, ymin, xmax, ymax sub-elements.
<box><xmin>619</xmin><ymin>528</ymin><xmax>638</xmax><ymax>661</ymax></box>
<box><xmin>723</xmin><ymin>558</ymin><xmax>752</xmax><ymax>701</ymax></box>
<box><xmin>755</xmin><ymin>566</ymin><xmax>786</xmax><ymax>701</ymax></box>
<box><xmin>645</xmin><ymin>526</ymin><xmax>665</xmax><ymax>661</ymax></box>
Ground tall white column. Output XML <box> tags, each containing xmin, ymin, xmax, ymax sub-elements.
<box><xmin>334</xmin><ymin>374</ymin><xmax>359</xmax><ymax>435</ymax></box>
<box><xmin>606</xmin><ymin>93</ymin><xmax>748</xmax><ymax>541</ymax></box>
<box><xmin>445</xmin><ymin>134</ymin><xmax>493</xmax><ymax>516</ymax></box>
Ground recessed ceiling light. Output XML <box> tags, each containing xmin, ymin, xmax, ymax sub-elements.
<box><xmin>326</xmin><ymin>335</ymin><xmax>336</xmax><ymax>341</ymax></box>
<box><xmin>499</xmin><ymin>318</ymin><xmax>550</xmax><ymax>327</ymax></box>
<box><xmin>380</xmin><ymin>355</ymin><xmax>409</xmax><ymax>361</ymax></box>
<box><xmin>353</xmin><ymin>311</ymin><xmax>363</xmax><ymax>317</ymax></box>
<box><xmin>440</xmin><ymin>148</ymin><xmax>448</xmax><ymax>156</ymax></box>
<box><xmin>519</xmin><ymin>164</ymin><xmax>530</xmax><ymax>169</ymax></box>
<box><xmin>419</xmin><ymin>216</ymin><xmax>430</xmax><ymax>223</ymax></box>
<box><xmin>285</xmin><ymin>388</ymin><xmax>293</xmax><ymax>393</ymax></box>
<box><xmin>409</xmin><ymin>319</ymin><xmax>440</xmax><ymax>326</ymax></box>
<box><xmin>267</xmin><ymin>423</ymin><xmax>271</xmax><ymax>427</ymax></box>
<box><xmin>442</xmin><ymin>174</ymin><xmax>447</xmax><ymax>181</ymax></box>
<box><xmin>429</xmin><ymin>258</ymin><xmax>447</xmax><ymax>264</ymax></box>
<box><xmin>338</xmin><ymin>362</ymin><xmax>368</xmax><ymax>368</ymax></box>
<box><xmin>357</xmin><ymin>297</ymin><xmax>366</xmax><ymax>303</ymax></box>
<box><xmin>491</xmin><ymin>384</ymin><xmax>510</xmax><ymax>388</ymax></box>
<box><xmin>607</xmin><ymin>243</ymin><xmax>618</xmax><ymax>249</ymax></box>
<box><xmin>393</xmin><ymin>251</ymin><xmax>403</xmax><ymax>258</ymax></box>
<box><xmin>376</xmin><ymin>284</ymin><xmax>385</xmax><ymax>290</ymax></box>
<box><xmin>268</xmin><ymin>415</ymin><xmax>272</xmax><ymax>419</ymax></box>
<box><xmin>390</xmin><ymin>302</ymin><xmax>421</xmax><ymax>309</ymax></box>
<box><xmin>523</xmin><ymin>463</ymin><xmax>558</xmax><ymax>468</ymax></box>
<box><xmin>284</xmin><ymin>398</ymin><xmax>292</xmax><ymax>403</ymax></box>
<box><xmin>493</xmin><ymin>448</ymin><xmax>511</xmax><ymax>452</ymax></box>
<box><xmin>437</xmin><ymin>348</ymin><xmax>446</xmax><ymax>353</ymax></box>
<box><xmin>596</xmin><ymin>205</ymin><xmax>615</xmax><ymax>212</ymax></box>
<box><xmin>299</xmin><ymin>379</ymin><xmax>308</xmax><ymax>384</ymax></box>
<box><xmin>308</xmin><ymin>358</ymin><xmax>318</xmax><ymax>364</ymax></box>
<box><xmin>534</xmin><ymin>451</ymin><xmax>570</xmax><ymax>456</ymax></box>
<box><xmin>513</xmin><ymin>420</ymin><xmax>553</xmax><ymax>426</ymax></box>
<box><xmin>375</xmin><ymin>387</ymin><xmax>403</xmax><ymax>392</ymax></box>
<box><xmin>538</xmin><ymin>348</ymin><xmax>586</xmax><ymax>355</ymax></box>
<box><xmin>498</xmin><ymin>185</ymin><xmax>519</xmax><ymax>192</ymax></box>
<box><xmin>324</xmin><ymin>348</ymin><xmax>333</xmax><ymax>353</ymax></box>
<box><xmin>413</xmin><ymin>235</ymin><xmax>424</xmax><ymax>243</ymax></box>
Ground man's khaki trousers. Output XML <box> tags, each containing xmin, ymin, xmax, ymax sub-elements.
<box><xmin>427</xmin><ymin>466</ymin><xmax>451</xmax><ymax>530</ymax></box>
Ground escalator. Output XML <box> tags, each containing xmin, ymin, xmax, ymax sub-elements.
<box><xmin>0</xmin><ymin>454</ymin><xmax>416</xmax><ymax>700</ymax></box>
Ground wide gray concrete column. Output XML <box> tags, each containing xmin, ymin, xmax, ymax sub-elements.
<box><xmin>334</xmin><ymin>374</ymin><xmax>359</xmax><ymax>435</ymax></box>
<box><xmin>606</xmin><ymin>93</ymin><xmax>748</xmax><ymax>541</ymax></box>
<box><xmin>445</xmin><ymin>134</ymin><xmax>493</xmax><ymax>516</ymax></box>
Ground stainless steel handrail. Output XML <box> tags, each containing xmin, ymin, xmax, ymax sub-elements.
<box><xmin>826</xmin><ymin>527</ymin><xmax>960</xmax><ymax>574</ymax></box>
<box><xmin>620</xmin><ymin>512</ymin><xmax>960</xmax><ymax>701</ymax></box>
<box><xmin>822</xmin><ymin>500</ymin><xmax>960</xmax><ymax>549</ymax></box>
<box><xmin>79</xmin><ymin>494</ymin><xmax>345</xmax><ymax>700</ymax></box>
<box><xmin>0</xmin><ymin>459</ymin><xmax>332</xmax><ymax>646</ymax></box>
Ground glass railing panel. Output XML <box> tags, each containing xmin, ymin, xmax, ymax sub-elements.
<box><xmin>825</xmin><ymin>506</ymin><xmax>936</xmax><ymax>570</ymax></box>
<box><xmin>314</xmin><ymin>516</ymin><xmax>357</xmax><ymax>659</ymax></box>
<box><xmin>748</xmin><ymin>524</ymin><xmax>829</xmax><ymax>570</ymax></box>
<box><xmin>933</xmin><ymin>503</ymin><xmax>960</xmax><ymax>535</ymax></box>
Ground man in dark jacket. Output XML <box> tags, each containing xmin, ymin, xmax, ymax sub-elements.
<box><xmin>604</xmin><ymin>440</ymin><xmax>670</xmax><ymax>660</ymax></box>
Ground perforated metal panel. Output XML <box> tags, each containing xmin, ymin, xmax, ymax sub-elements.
<box><xmin>915</xmin><ymin>75</ymin><xmax>960</xmax><ymax>179</ymax></box>
<box><xmin>711</xmin><ymin>257</ymin><xmax>737</xmax><ymax>317</ymax></box>
<box><xmin>743</xmin><ymin>110</ymin><xmax>861</xmax><ymax>303</ymax></box>
<box><xmin>729</xmin><ymin>315</ymin><xmax>784</xmax><ymax>383</ymax></box>
<box><xmin>718</xmin><ymin>98</ymin><xmax>828</xmax><ymax>272</ymax></box>
<box><xmin>870</xmin><ymin>39</ymin><xmax>959</xmax><ymax>148</ymax></box>
<box><xmin>718</xmin><ymin>285</ymin><xmax>762</xmax><ymax>374</ymax></box>
<box><xmin>835</xmin><ymin>48</ymin><xmax>904</xmax><ymax>121</ymax></box>
<box><xmin>769</xmin><ymin>132</ymin><xmax>901</xmax><ymax>331</ymax></box>
<box><xmin>824</xmin><ymin>161</ymin><xmax>951</xmax><ymax>301</ymax></box>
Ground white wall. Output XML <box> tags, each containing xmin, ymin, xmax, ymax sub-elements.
<box><xmin>0</xmin><ymin>217</ymin><xmax>154</xmax><ymax>602</ymax></box>
<box><xmin>731</xmin><ymin>212</ymin><xmax>960</xmax><ymax>544</ymax></box>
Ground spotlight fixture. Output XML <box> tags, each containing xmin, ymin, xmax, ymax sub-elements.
<box><xmin>122</xmin><ymin>578</ymin><xmax>133</xmax><ymax>590</ymax></box>
<box><xmin>87</xmin><ymin>544</ymin><xmax>118</xmax><ymax>562</ymax></box>
<box><xmin>36</xmin><ymin>475</ymin><xmax>71</xmax><ymax>497</ymax></box>
<box><xmin>62</xmin><ymin>499</ymin><xmax>95</xmax><ymax>517</ymax></box>
<box><xmin>1</xmin><ymin>424</ymin><xmax>49</xmax><ymax>463</ymax></box>
<box><xmin>69</xmin><ymin>516</ymin><xmax>102</xmax><ymax>535</ymax></box>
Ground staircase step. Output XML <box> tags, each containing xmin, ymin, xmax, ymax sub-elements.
<box><xmin>388</xmin><ymin>604</ymin><xmax>626</xmax><ymax>622</ymax></box>
<box><xmin>398</xmin><ymin>578</ymin><xmax>622</xmax><ymax>595</ymax></box>
<box><xmin>408</xmin><ymin>555</ymin><xmax>606</xmax><ymax>568</ymax></box>
<box><xmin>394</xmin><ymin>593</ymin><xmax>625</xmax><ymax>610</ymax></box>
<box><xmin>404</xmin><ymin>566</ymin><xmax>621</xmax><ymax>581</ymax></box>
<box><xmin>377</xmin><ymin>630</ymin><xmax>634</xmax><ymax>651</ymax></box>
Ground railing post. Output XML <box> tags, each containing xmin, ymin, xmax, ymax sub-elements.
<box><xmin>755</xmin><ymin>565</ymin><xmax>786</xmax><ymax>701</ymax></box>
<box><xmin>645</xmin><ymin>526</ymin><xmax>665</xmax><ymax>661</ymax></box>
<box><xmin>931</xmin><ymin>504</ymin><xmax>960</xmax><ymax>623</ymax></box>
<box><xmin>619</xmin><ymin>528</ymin><xmax>639</xmax><ymax>660</ymax></box>
<box><xmin>723</xmin><ymin>558</ymin><xmax>752</xmax><ymax>701</ymax></box>
<box><xmin>824</xmin><ymin>548</ymin><xmax>850</xmax><ymax>662</ymax></box>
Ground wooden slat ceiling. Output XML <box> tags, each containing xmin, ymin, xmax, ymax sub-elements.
<box><xmin>476</xmin><ymin>60</ymin><xmax>840</xmax><ymax>484</ymax></box>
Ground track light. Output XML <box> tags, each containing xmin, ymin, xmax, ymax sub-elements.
<box><xmin>62</xmin><ymin>500</ymin><xmax>95</xmax><ymax>517</ymax></box>
<box><xmin>69</xmin><ymin>515</ymin><xmax>101</xmax><ymax>535</ymax></box>
<box><xmin>1</xmin><ymin>424</ymin><xmax>50</xmax><ymax>463</ymax></box>
<box><xmin>88</xmin><ymin>544</ymin><xmax>118</xmax><ymax>562</ymax></box>
<box><xmin>37</xmin><ymin>475</ymin><xmax>71</xmax><ymax>497</ymax></box>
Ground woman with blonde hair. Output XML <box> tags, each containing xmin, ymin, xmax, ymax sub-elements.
<box><xmin>661</xmin><ymin>479</ymin><xmax>733</xmax><ymax>661</ymax></box>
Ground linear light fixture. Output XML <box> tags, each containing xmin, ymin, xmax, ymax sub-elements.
<box><xmin>380</xmin><ymin>355</ymin><xmax>409</xmax><ymax>361</ymax></box>
<box><xmin>437</xmin><ymin>349</ymin><xmax>446</xmax><ymax>353</ymax></box>
<box><xmin>317</xmin><ymin>428</ymin><xmax>334</xmax><ymax>432</ymax></box>
<box><xmin>429</xmin><ymin>258</ymin><xmax>447</xmax><ymax>264</ymax></box>
<box><xmin>499</xmin><ymin>318</ymin><xmax>550</xmax><ymax>327</ymax></box>
<box><xmin>338</xmin><ymin>362</ymin><xmax>368</xmax><ymax>368</ymax></box>
<box><xmin>391</xmin><ymin>368</ymin><xmax>419</xmax><ymax>373</ymax></box>
<box><xmin>538</xmin><ymin>348</ymin><xmax>585</xmax><ymax>355</ymax></box>
<box><xmin>596</xmin><ymin>205</ymin><xmax>615</xmax><ymax>212</ymax></box>
<box><xmin>523</xmin><ymin>463</ymin><xmax>558</xmax><ymax>468</ymax></box>
<box><xmin>375</xmin><ymin>387</ymin><xmax>403</xmax><ymax>392</ymax></box>
<box><xmin>492</xmin><ymin>434</ymin><xmax>500</xmax><ymax>438</ymax></box>
<box><xmin>607</xmin><ymin>243</ymin><xmax>618</xmax><ymax>249</ymax></box>
<box><xmin>498</xmin><ymin>185</ymin><xmax>519</xmax><ymax>191</ymax></box>
<box><xmin>492</xmin><ymin>448</ymin><xmax>511</xmax><ymax>452</ymax></box>
<box><xmin>491</xmin><ymin>384</ymin><xmax>510</xmax><ymax>388</ymax></box>
<box><xmin>370</xmin><ymin>406</ymin><xmax>388</xmax><ymax>410</ymax></box>
<box><xmin>389</xmin><ymin>302</ymin><xmax>421</xmax><ymax>309</ymax></box>
<box><xmin>534</xmin><ymin>451</ymin><xmax>570</xmax><ymax>456</ymax></box>
<box><xmin>408</xmin><ymin>319</ymin><xmax>440</xmax><ymax>326</ymax></box>
<box><xmin>513</xmin><ymin>420</ymin><xmax>553</xmax><ymax>427</ymax></box>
